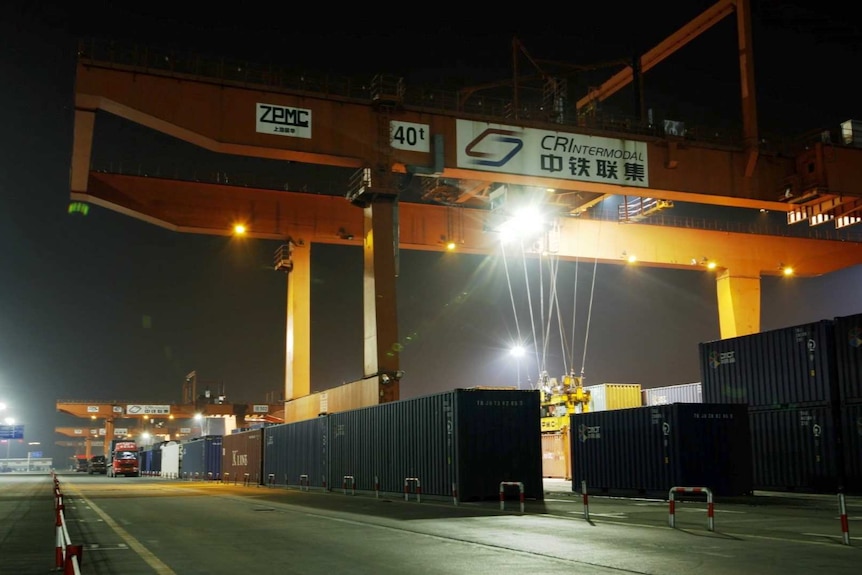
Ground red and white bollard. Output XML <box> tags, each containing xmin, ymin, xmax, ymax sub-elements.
<box><xmin>839</xmin><ymin>492</ymin><xmax>851</xmax><ymax>546</ymax></box>
<box><xmin>404</xmin><ymin>477</ymin><xmax>421</xmax><ymax>502</ymax></box>
<box><xmin>668</xmin><ymin>486</ymin><xmax>714</xmax><ymax>532</ymax></box>
<box><xmin>499</xmin><ymin>481</ymin><xmax>525</xmax><ymax>513</ymax></box>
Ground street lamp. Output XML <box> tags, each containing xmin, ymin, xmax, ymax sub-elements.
<box><xmin>27</xmin><ymin>442</ymin><xmax>40</xmax><ymax>472</ymax></box>
<box><xmin>3</xmin><ymin>417</ymin><xmax>14</xmax><ymax>462</ymax></box>
<box><xmin>194</xmin><ymin>413</ymin><xmax>204</xmax><ymax>437</ymax></box>
<box><xmin>510</xmin><ymin>345</ymin><xmax>526</xmax><ymax>389</ymax></box>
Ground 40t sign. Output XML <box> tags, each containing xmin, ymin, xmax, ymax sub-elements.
<box><xmin>390</xmin><ymin>121</ymin><xmax>430</xmax><ymax>153</ymax></box>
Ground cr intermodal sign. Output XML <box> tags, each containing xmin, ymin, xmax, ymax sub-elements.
<box><xmin>0</xmin><ymin>425</ymin><xmax>24</xmax><ymax>439</ymax></box>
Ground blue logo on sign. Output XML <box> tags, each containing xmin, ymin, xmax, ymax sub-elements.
<box><xmin>465</xmin><ymin>128</ymin><xmax>523</xmax><ymax>167</ymax></box>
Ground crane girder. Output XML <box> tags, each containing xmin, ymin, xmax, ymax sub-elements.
<box><xmin>55</xmin><ymin>400</ymin><xmax>281</xmax><ymax>421</ymax></box>
<box><xmin>73</xmin><ymin>34</ymin><xmax>862</xmax><ymax>215</ymax></box>
<box><xmin>77</xmin><ymin>172</ymin><xmax>862</xmax><ymax>279</ymax></box>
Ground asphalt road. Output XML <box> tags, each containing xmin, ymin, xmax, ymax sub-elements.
<box><xmin>3</xmin><ymin>472</ymin><xmax>860</xmax><ymax>574</ymax></box>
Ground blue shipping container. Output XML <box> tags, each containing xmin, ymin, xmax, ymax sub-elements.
<box><xmin>180</xmin><ymin>435</ymin><xmax>223</xmax><ymax>479</ymax></box>
<box><xmin>263</xmin><ymin>418</ymin><xmax>328</xmax><ymax>488</ymax></box>
<box><xmin>570</xmin><ymin>403</ymin><xmax>752</xmax><ymax>497</ymax></box>
<box><xmin>840</xmin><ymin>403</ymin><xmax>862</xmax><ymax>493</ymax></box>
<box><xmin>700</xmin><ymin>320</ymin><xmax>839</xmax><ymax>408</ymax></box>
<box><xmin>324</xmin><ymin>388</ymin><xmax>543</xmax><ymax>501</ymax></box>
<box><xmin>749</xmin><ymin>406</ymin><xmax>841</xmax><ymax>493</ymax></box>
<box><xmin>833</xmin><ymin>312</ymin><xmax>862</xmax><ymax>404</ymax></box>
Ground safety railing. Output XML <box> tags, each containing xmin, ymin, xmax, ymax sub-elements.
<box><xmin>499</xmin><ymin>481</ymin><xmax>525</xmax><ymax>513</ymax></box>
<box><xmin>404</xmin><ymin>477</ymin><xmax>421</xmax><ymax>502</ymax></box>
<box><xmin>53</xmin><ymin>473</ymin><xmax>83</xmax><ymax>574</ymax></box>
<box><xmin>668</xmin><ymin>486</ymin><xmax>714</xmax><ymax>532</ymax></box>
<box><xmin>342</xmin><ymin>475</ymin><xmax>356</xmax><ymax>496</ymax></box>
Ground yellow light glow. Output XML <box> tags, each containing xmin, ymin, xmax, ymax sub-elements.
<box><xmin>707</xmin><ymin>261</ymin><xmax>717</xmax><ymax>270</ymax></box>
<box><xmin>627</xmin><ymin>254</ymin><xmax>637</xmax><ymax>263</ymax></box>
<box><xmin>446</xmin><ymin>242</ymin><xmax>456</xmax><ymax>251</ymax></box>
<box><xmin>783</xmin><ymin>266</ymin><xmax>794</xmax><ymax>276</ymax></box>
<box><xmin>233</xmin><ymin>224</ymin><xmax>247</xmax><ymax>235</ymax></box>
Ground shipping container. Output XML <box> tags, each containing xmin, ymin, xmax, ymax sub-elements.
<box><xmin>541</xmin><ymin>431</ymin><xmax>570</xmax><ymax>479</ymax></box>
<box><xmin>584</xmin><ymin>383</ymin><xmax>642</xmax><ymax>412</ymax></box>
<box><xmin>180</xmin><ymin>435</ymin><xmax>223</xmax><ymax>479</ymax></box>
<box><xmin>263</xmin><ymin>417</ymin><xmax>328</xmax><ymax>488</ymax></box>
<box><xmin>833</xmin><ymin>312</ymin><xmax>862</xmax><ymax>404</ymax></box>
<box><xmin>570</xmin><ymin>403</ymin><xmax>752</xmax><ymax>497</ymax></box>
<box><xmin>327</xmin><ymin>389</ymin><xmax>543</xmax><ymax>502</ymax></box>
<box><xmin>221</xmin><ymin>428</ymin><xmax>264</xmax><ymax>485</ymax></box>
<box><xmin>839</xmin><ymin>403</ymin><xmax>862</xmax><ymax>493</ymax></box>
<box><xmin>642</xmin><ymin>383</ymin><xmax>702</xmax><ymax>406</ymax></box>
<box><xmin>700</xmin><ymin>320</ymin><xmax>839</xmax><ymax>408</ymax></box>
<box><xmin>749</xmin><ymin>405</ymin><xmax>841</xmax><ymax>492</ymax></box>
<box><xmin>139</xmin><ymin>447</ymin><xmax>157</xmax><ymax>474</ymax></box>
<box><xmin>162</xmin><ymin>442</ymin><xmax>181</xmax><ymax>478</ymax></box>
<box><xmin>284</xmin><ymin>377</ymin><xmax>380</xmax><ymax>423</ymax></box>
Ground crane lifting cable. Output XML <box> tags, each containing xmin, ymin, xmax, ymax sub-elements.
<box><xmin>579</xmin><ymin>227</ymin><xmax>601</xmax><ymax>380</ymax></box>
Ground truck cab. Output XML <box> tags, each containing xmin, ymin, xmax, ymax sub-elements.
<box><xmin>109</xmin><ymin>441</ymin><xmax>140</xmax><ymax>477</ymax></box>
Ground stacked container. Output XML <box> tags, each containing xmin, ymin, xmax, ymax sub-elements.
<box><xmin>583</xmin><ymin>383</ymin><xmax>642</xmax><ymax>412</ymax></box>
<box><xmin>700</xmin><ymin>319</ymin><xmax>843</xmax><ymax>492</ymax></box>
<box><xmin>570</xmin><ymin>403</ymin><xmax>752</xmax><ymax>497</ymax></box>
<box><xmin>642</xmin><ymin>383</ymin><xmax>702</xmax><ymax>406</ymax></box>
<box><xmin>834</xmin><ymin>312</ymin><xmax>862</xmax><ymax>492</ymax></box>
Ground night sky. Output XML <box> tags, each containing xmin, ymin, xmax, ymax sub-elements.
<box><xmin>2</xmin><ymin>2</ymin><xmax>861</xmax><ymax>461</ymax></box>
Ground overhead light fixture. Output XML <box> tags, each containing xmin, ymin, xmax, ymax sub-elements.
<box><xmin>779</xmin><ymin>263</ymin><xmax>794</xmax><ymax>276</ymax></box>
<box><xmin>700</xmin><ymin>257</ymin><xmax>717</xmax><ymax>270</ymax></box>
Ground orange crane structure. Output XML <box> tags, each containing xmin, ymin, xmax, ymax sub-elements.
<box><xmin>65</xmin><ymin>0</ymin><xmax>862</xmax><ymax>417</ymax></box>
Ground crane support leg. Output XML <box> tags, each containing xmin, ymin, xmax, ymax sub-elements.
<box><xmin>285</xmin><ymin>242</ymin><xmax>311</xmax><ymax>400</ymax></box>
<box><xmin>736</xmin><ymin>0</ymin><xmax>760</xmax><ymax>176</ymax></box>
<box><xmin>363</xmin><ymin>198</ymin><xmax>400</xmax><ymax>402</ymax></box>
<box><xmin>715</xmin><ymin>269</ymin><xmax>761</xmax><ymax>338</ymax></box>
<box><xmin>70</xmin><ymin>109</ymin><xmax>95</xmax><ymax>195</ymax></box>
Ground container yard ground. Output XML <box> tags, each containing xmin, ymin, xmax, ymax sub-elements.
<box><xmin>4</xmin><ymin>472</ymin><xmax>861</xmax><ymax>575</ymax></box>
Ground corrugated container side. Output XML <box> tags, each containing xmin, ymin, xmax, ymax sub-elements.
<box><xmin>749</xmin><ymin>406</ymin><xmax>841</xmax><ymax>492</ymax></box>
<box><xmin>585</xmin><ymin>384</ymin><xmax>642</xmax><ymax>412</ymax></box>
<box><xmin>263</xmin><ymin>418</ymin><xmax>328</xmax><ymax>488</ymax></box>
<box><xmin>833</xmin><ymin>313</ymin><xmax>862</xmax><ymax>404</ymax></box>
<box><xmin>205</xmin><ymin>435</ymin><xmax>223</xmax><ymax>478</ymax></box>
<box><xmin>840</xmin><ymin>403</ymin><xmax>862</xmax><ymax>493</ymax></box>
<box><xmin>700</xmin><ymin>320</ymin><xmax>839</xmax><ymax>408</ymax></box>
<box><xmin>284</xmin><ymin>378</ymin><xmax>380</xmax><ymax>423</ymax></box>
<box><xmin>180</xmin><ymin>438</ymin><xmax>205</xmax><ymax>477</ymax></box>
<box><xmin>329</xmin><ymin>391</ymin><xmax>454</xmax><ymax>497</ymax></box>
<box><xmin>139</xmin><ymin>449</ymin><xmax>154</xmax><ymax>473</ymax></box>
<box><xmin>327</xmin><ymin>389</ymin><xmax>542</xmax><ymax>501</ymax></box>
<box><xmin>221</xmin><ymin>428</ymin><xmax>264</xmax><ymax>485</ymax></box>
<box><xmin>161</xmin><ymin>442</ymin><xmax>180</xmax><ymax>477</ymax></box>
<box><xmin>642</xmin><ymin>383</ymin><xmax>702</xmax><ymax>406</ymax></box>
<box><xmin>542</xmin><ymin>432</ymin><xmax>569</xmax><ymax>479</ymax></box>
<box><xmin>455</xmin><ymin>389</ymin><xmax>543</xmax><ymax>501</ymax></box>
<box><xmin>570</xmin><ymin>403</ymin><xmax>752</xmax><ymax>497</ymax></box>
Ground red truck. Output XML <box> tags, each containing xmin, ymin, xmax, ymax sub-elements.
<box><xmin>108</xmin><ymin>440</ymin><xmax>140</xmax><ymax>477</ymax></box>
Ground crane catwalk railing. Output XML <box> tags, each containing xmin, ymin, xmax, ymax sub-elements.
<box><xmin>77</xmin><ymin>38</ymin><xmax>753</xmax><ymax>149</ymax></box>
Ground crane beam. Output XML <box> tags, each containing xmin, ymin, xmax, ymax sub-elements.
<box><xmin>575</xmin><ymin>0</ymin><xmax>737</xmax><ymax>111</ymax></box>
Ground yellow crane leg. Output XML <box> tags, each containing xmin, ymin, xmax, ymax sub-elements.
<box><xmin>715</xmin><ymin>269</ymin><xmax>761</xmax><ymax>338</ymax></box>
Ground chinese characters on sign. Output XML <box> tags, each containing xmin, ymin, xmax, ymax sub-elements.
<box><xmin>256</xmin><ymin>103</ymin><xmax>312</xmax><ymax>139</ymax></box>
<box><xmin>456</xmin><ymin>119</ymin><xmax>649</xmax><ymax>187</ymax></box>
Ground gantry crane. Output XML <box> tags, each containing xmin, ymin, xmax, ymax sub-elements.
<box><xmin>66</xmin><ymin>0</ymin><xmax>862</xmax><ymax>417</ymax></box>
